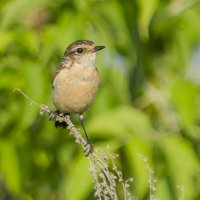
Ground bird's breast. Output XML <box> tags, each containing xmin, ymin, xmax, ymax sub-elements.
<box><xmin>52</xmin><ymin>66</ymin><xmax>100</xmax><ymax>113</ymax></box>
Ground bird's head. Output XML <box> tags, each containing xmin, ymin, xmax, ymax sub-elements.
<box><xmin>64</xmin><ymin>40</ymin><xmax>105</xmax><ymax>67</ymax></box>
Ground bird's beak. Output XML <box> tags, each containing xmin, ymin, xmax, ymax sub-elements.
<box><xmin>93</xmin><ymin>46</ymin><xmax>106</xmax><ymax>52</ymax></box>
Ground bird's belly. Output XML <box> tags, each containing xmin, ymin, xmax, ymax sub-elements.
<box><xmin>52</xmin><ymin>69</ymin><xmax>100</xmax><ymax>113</ymax></box>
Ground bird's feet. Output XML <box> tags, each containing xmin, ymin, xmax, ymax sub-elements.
<box><xmin>84</xmin><ymin>140</ymin><xmax>94</xmax><ymax>156</ymax></box>
<box><xmin>55</xmin><ymin>120</ymin><xmax>68</xmax><ymax>129</ymax></box>
<box><xmin>49</xmin><ymin>110</ymin><xmax>69</xmax><ymax>129</ymax></box>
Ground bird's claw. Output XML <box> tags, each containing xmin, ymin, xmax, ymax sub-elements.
<box><xmin>49</xmin><ymin>110</ymin><xmax>68</xmax><ymax>129</ymax></box>
<box><xmin>84</xmin><ymin>141</ymin><xmax>94</xmax><ymax>156</ymax></box>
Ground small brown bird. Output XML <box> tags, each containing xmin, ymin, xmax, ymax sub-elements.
<box><xmin>52</xmin><ymin>40</ymin><xmax>105</xmax><ymax>154</ymax></box>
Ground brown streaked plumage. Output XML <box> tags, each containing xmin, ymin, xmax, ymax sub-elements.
<box><xmin>51</xmin><ymin>40</ymin><xmax>105</xmax><ymax>155</ymax></box>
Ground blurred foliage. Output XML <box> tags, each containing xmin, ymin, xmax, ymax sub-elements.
<box><xmin>0</xmin><ymin>0</ymin><xmax>200</xmax><ymax>199</ymax></box>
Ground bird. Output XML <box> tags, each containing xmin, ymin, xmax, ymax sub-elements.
<box><xmin>51</xmin><ymin>40</ymin><xmax>105</xmax><ymax>155</ymax></box>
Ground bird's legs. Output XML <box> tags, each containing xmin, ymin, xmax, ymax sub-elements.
<box><xmin>79</xmin><ymin>113</ymin><xmax>94</xmax><ymax>156</ymax></box>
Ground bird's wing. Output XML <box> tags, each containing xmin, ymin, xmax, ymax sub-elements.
<box><xmin>51</xmin><ymin>61</ymin><xmax>67</xmax><ymax>87</ymax></box>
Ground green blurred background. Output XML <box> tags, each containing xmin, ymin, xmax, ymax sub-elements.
<box><xmin>1</xmin><ymin>0</ymin><xmax>200</xmax><ymax>199</ymax></box>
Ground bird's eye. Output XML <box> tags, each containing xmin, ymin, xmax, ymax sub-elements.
<box><xmin>77</xmin><ymin>48</ymin><xmax>83</xmax><ymax>54</ymax></box>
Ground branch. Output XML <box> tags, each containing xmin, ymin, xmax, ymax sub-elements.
<box><xmin>40</xmin><ymin>104</ymin><xmax>88</xmax><ymax>150</ymax></box>
<box><xmin>15</xmin><ymin>88</ymin><xmax>133</xmax><ymax>200</ymax></box>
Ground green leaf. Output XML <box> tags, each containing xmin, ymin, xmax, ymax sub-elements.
<box><xmin>62</xmin><ymin>155</ymin><xmax>92</xmax><ymax>200</ymax></box>
<box><xmin>124</xmin><ymin>139</ymin><xmax>153</xmax><ymax>198</ymax></box>
<box><xmin>137</xmin><ymin>0</ymin><xmax>159</xmax><ymax>40</ymax></box>
<box><xmin>88</xmin><ymin>106</ymin><xmax>153</xmax><ymax>140</ymax></box>
<box><xmin>156</xmin><ymin>178</ymin><xmax>174</xmax><ymax>200</ymax></box>
<box><xmin>160</xmin><ymin>135</ymin><xmax>200</xmax><ymax>200</ymax></box>
<box><xmin>171</xmin><ymin>77</ymin><xmax>199</xmax><ymax>138</ymax></box>
<box><xmin>0</xmin><ymin>139</ymin><xmax>21</xmax><ymax>193</ymax></box>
